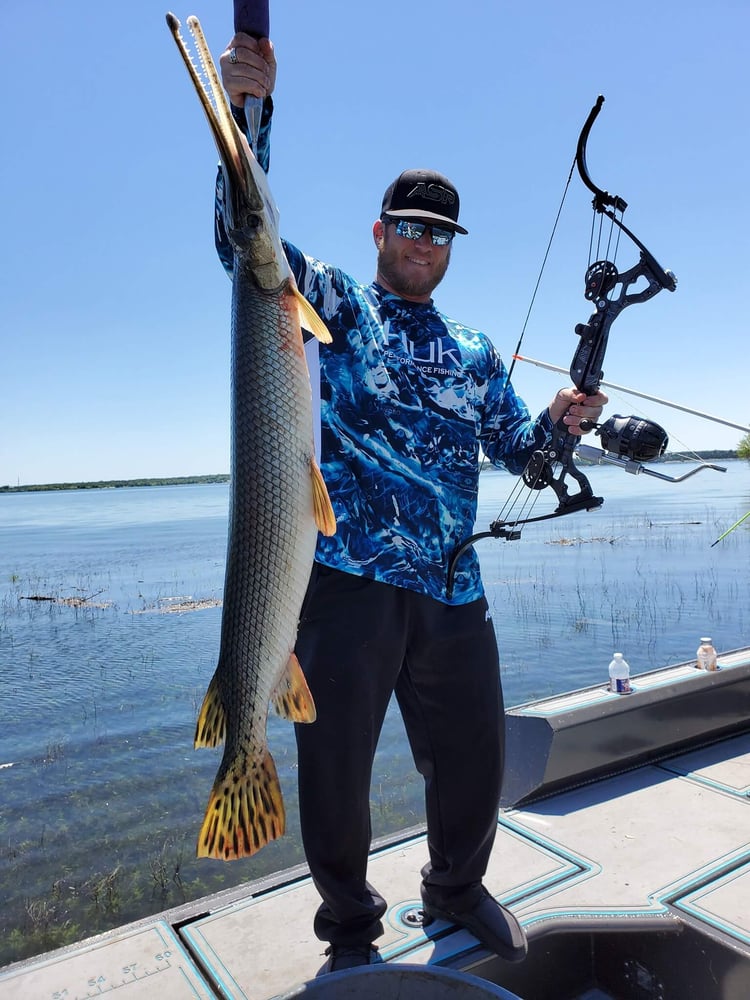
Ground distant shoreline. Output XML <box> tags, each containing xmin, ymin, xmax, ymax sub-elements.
<box><xmin>0</xmin><ymin>452</ymin><xmax>740</xmax><ymax>494</ymax></box>
<box><xmin>0</xmin><ymin>475</ymin><xmax>230</xmax><ymax>495</ymax></box>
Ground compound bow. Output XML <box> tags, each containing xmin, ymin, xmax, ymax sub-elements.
<box><xmin>447</xmin><ymin>95</ymin><xmax>724</xmax><ymax>596</ymax></box>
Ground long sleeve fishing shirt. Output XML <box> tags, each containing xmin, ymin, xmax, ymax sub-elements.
<box><xmin>215</xmin><ymin>100</ymin><xmax>554</xmax><ymax>605</ymax></box>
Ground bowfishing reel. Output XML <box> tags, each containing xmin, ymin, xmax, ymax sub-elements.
<box><xmin>594</xmin><ymin>414</ymin><xmax>668</xmax><ymax>462</ymax></box>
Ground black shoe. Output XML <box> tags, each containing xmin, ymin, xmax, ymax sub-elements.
<box><xmin>318</xmin><ymin>943</ymin><xmax>380</xmax><ymax>976</ymax></box>
<box><xmin>421</xmin><ymin>885</ymin><xmax>527</xmax><ymax>963</ymax></box>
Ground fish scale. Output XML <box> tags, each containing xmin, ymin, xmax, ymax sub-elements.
<box><xmin>218</xmin><ymin>283</ymin><xmax>318</xmax><ymax>733</ymax></box>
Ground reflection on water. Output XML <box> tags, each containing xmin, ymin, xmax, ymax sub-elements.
<box><xmin>1</xmin><ymin>464</ymin><xmax>748</xmax><ymax>964</ymax></box>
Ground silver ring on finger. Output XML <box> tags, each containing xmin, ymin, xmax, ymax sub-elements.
<box><xmin>229</xmin><ymin>46</ymin><xmax>238</xmax><ymax>64</ymax></box>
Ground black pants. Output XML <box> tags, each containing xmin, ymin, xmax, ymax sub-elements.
<box><xmin>294</xmin><ymin>565</ymin><xmax>504</xmax><ymax>947</ymax></box>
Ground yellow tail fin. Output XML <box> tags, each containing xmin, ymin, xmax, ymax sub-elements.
<box><xmin>271</xmin><ymin>652</ymin><xmax>316</xmax><ymax>723</ymax></box>
<box><xmin>311</xmin><ymin>458</ymin><xmax>336</xmax><ymax>536</ymax></box>
<box><xmin>194</xmin><ymin>671</ymin><xmax>226</xmax><ymax>748</ymax></box>
<box><xmin>196</xmin><ymin>750</ymin><xmax>285</xmax><ymax>860</ymax></box>
<box><xmin>294</xmin><ymin>286</ymin><xmax>332</xmax><ymax>344</ymax></box>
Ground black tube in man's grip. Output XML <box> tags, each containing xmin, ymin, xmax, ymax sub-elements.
<box><xmin>234</xmin><ymin>0</ymin><xmax>269</xmax><ymax>37</ymax></box>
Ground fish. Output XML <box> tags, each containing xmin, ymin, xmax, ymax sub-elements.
<box><xmin>167</xmin><ymin>13</ymin><xmax>335</xmax><ymax>860</ymax></box>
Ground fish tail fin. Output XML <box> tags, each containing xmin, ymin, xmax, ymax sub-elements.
<box><xmin>194</xmin><ymin>671</ymin><xmax>226</xmax><ymax>749</ymax></box>
<box><xmin>272</xmin><ymin>653</ymin><xmax>316</xmax><ymax>723</ymax></box>
<box><xmin>293</xmin><ymin>285</ymin><xmax>332</xmax><ymax>344</ymax></box>
<box><xmin>311</xmin><ymin>459</ymin><xmax>336</xmax><ymax>536</ymax></box>
<box><xmin>196</xmin><ymin>750</ymin><xmax>285</xmax><ymax>860</ymax></box>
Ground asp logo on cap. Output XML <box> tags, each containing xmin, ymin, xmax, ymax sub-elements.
<box><xmin>406</xmin><ymin>182</ymin><xmax>456</xmax><ymax>207</ymax></box>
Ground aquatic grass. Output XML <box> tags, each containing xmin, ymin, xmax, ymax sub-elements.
<box><xmin>148</xmin><ymin>840</ymin><xmax>186</xmax><ymax>896</ymax></box>
<box><xmin>33</xmin><ymin>743</ymin><xmax>67</xmax><ymax>766</ymax></box>
<box><xmin>86</xmin><ymin>867</ymin><xmax>123</xmax><ymax>913</ymax></box>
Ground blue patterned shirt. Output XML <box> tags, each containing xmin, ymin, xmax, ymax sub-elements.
<box><xmin>215</xmin><ymin>100</ymin><xmax>553</xmax><ymax>604</ymax></box>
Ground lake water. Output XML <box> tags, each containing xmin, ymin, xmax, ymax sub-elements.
<box><xmin>1</xmin><ymin>461</ymin><xmax>748</xmax><ymax>965</ymax></box>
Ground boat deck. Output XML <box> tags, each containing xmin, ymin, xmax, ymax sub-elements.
<box><xmin>2</xmin><ymin>649</ymin><xmax>750</xmax><ymax>999</ymax></box>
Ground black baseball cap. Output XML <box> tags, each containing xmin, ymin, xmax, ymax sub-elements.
<box><xmin>380</xmin><ymin>168</ymin><xmax>468</xmax><ymax>235</ymax></box>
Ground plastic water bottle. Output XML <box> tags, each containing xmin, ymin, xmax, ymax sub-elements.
<box><xmin>696</xmin><ymin>637</ymin><xmax>718</xmax><ymax>671</ymax></box>
<box><xmin>608</xmin><ymin>652</ymin><xmax>631</xmax><ymax>694</ymax></box>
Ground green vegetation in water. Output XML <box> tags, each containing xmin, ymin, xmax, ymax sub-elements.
<box><xmin>0</xmin><ymin>774</ymin><xmax>418</xmax><ymax>968</ymax></box>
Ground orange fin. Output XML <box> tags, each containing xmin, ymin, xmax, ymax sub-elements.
<box><xmin>194</xmin><ymin>671</ymin><xmax>226</xmax><ymax>749</ymax></box>
<box><xmin>272</xmin><ymin>653</ymin><xmax>316</xmax><ymax>723</ymax></box>
<box><xmin>294</xmin><ymin>286</ymin><xmax>332</xmax><ymax>344</ymax></box>
<box><xmin>196</xmin><ymin>750</ymin><xmax>285</xmax><ymax>860</ymax></box>
<box><xmin>311</xmin><ymin>458</ymin><xmax>336</xmax><ymax>536</ymax></box>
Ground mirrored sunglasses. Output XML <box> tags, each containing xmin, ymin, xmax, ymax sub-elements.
<box><xmin>385</xmin><ymin>218</ymin><xmax>456</xmax><ymax>246</ymax></box>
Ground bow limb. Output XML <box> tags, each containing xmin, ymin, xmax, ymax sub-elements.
<box><xmin>576</xmin><ymin>96</ymin><xmax>677</xmax><ymax>292</ymax></box>
<box><xmin>445</xmin><ymin>478</ymin><xmax>604</xmax><ymax>599</ymax></box>
<box><xmin>576</xmin><ymin>95</ymin><xmax>627</xmax><ymax>215</ymax></box>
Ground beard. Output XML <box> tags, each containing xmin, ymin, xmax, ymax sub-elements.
<box><xmin>376</xmin><ymin>240</ymin><xmax>451</xmax><ymax>300</ymax></box>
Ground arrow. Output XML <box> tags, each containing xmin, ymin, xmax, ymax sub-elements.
<box><xmin>711</xmin><ymin>509</ymin><xmax>750</xmax><ymax>547</ymax></box>
<box><xmin>513</xmin><ymin>355</ymin><xmax>750</xmax><ymax>434</ymax></box>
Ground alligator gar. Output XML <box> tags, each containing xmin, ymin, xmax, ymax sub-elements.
<box><xmin>167</xmin><ymin>13</ymin><xmax>335</xmax><ymax>859</ymax></box>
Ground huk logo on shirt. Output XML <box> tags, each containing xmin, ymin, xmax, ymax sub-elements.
<box><xmin>394</xmin><ymin>329</ymin><xmax>463</xmax><ymax>370</ymax></box>
<box><xmin>407</xmin><ymin>182</ymin><xmax>456</xmax><ymax>207</ymax></box>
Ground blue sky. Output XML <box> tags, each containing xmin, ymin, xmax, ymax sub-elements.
<box><xmin>3</xmin><ymin>0</ymin><xmax>748</xmax><ymax>486</ymax></box>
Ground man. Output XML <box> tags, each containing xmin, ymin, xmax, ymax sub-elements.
<box><xmin>217</xmin><ymin>34</ymin><xmax>607</xmax><ymax>975</ymax></box>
